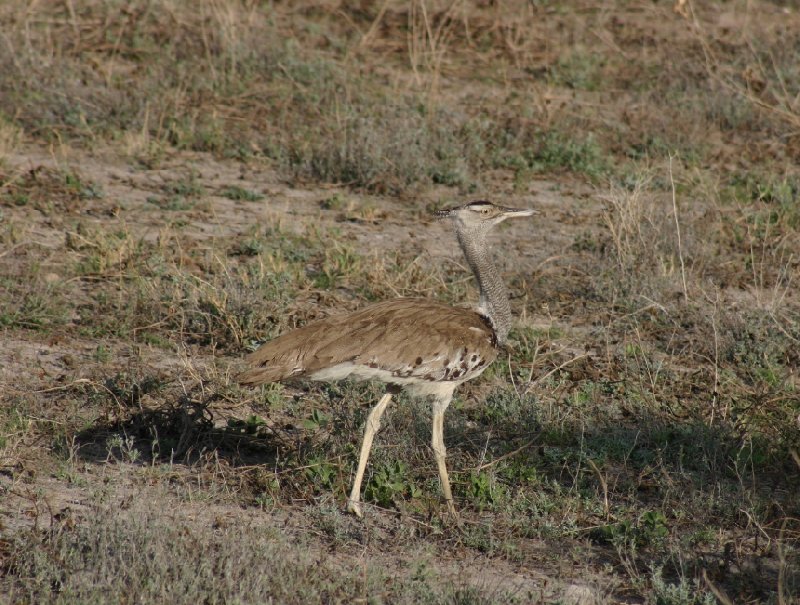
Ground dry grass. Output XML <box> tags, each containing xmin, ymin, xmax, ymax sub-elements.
<box><xmin>1</xmin><ymin>1</ymin><xmax>799</xmax><ymax>603</ymax></box>
<box><xmin>3</xmin><ymin>488</ymin><xmax>523</xmax><ymax>605</ymax></box>
<box><xmin>5</xmin><ymin>0</ymin><xmax>797</xmax><ymax>192</ymax></box>
<box><xmin>0</xmin><ymin>116</ymin><xmax>22</xmax><ymax>166</ymax></box>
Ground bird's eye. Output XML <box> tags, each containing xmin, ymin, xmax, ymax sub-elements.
<box><xmin>481</xmin><ymin>208</ymin><xmax>490</xmax><ymax>214</ymax></box>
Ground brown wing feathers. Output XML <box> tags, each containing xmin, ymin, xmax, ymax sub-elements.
<box><xmin>238</xmin><ymin>298</ymin><xmax>497</xmax><ymax>386</ymax></box>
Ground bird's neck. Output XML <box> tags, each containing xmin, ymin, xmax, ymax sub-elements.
<box><xmin>456</xmin><ymin>227</ymin><xmax>512</xmax><ymax>345</ymax></box>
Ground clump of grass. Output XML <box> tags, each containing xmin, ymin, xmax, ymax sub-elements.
<box><xmin>527</xmin><ymin>130</ymin><xmax>609</xmax><ymax>178</ymax></box>
<box><xmin>599</xmin><ymin>172</ymin><xmax>676</xmax><ymax>286</ymax></box>
<box><xmin>64</xmin><ymin>223</ymin><xmax>313</xmax><ymax>346</ymax></box>
<box><xmin>364</xmin><ymin>460</ymin><xmax>420</xmax><ymax>510</ymax></box>
<box><xmin>547</xmin><ymin>49</ymin><xmax>606</xmax><ymax>92</ymax></box>
<box><xmin>724</xmin><ymin>171</ymin><xmax>800</xmax><ymax>230</ymax></box>
<box><xmin>145</xmin><ymin>173</ymin><xmax>207</xmax><ymax>211</ymax></box>
<box><xmin>0</xmin><ymin>165</ymin><xmax>102</xmax><ymax>215</ymax></box>
<box><xmin>283</xmin><ymin>101</ymin><xmax>484</xmax><ymax>192</ymax></box>
<box><xmin>0</xmin><ymin>284</ymin><xmax>70</xmax><ymax>331</ymax></box>
<box><xmin>0</xmin><ymin>399</ymin><xmax>33</xmax><ymax>466</ymax></box>
<box><xmin>66</xmin><ymin>223</ymin><xmax>137</xmax><ymax>276</ymax></box>
<box><xmin>0</xmin><ymin>113</ymin><xmax>22</xmax><ymax>165</ymax></box>
<box><xmin>220</xmin><ymin>185</ymin><xmax>263</xmax><ymax>202</ymax></box>
<box><xmin>650</xmin><ymin>565</ymin><xmax>715</xmax><ymax>605</ymax></box>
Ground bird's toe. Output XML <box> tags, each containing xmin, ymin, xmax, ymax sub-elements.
<box><xmin>346</xmin><ymin>499</ymin><xmax>363</xmax><ymax>518</ymax></box>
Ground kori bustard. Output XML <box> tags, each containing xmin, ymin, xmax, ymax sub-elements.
<box><xmin>239</xmin><ymin>200</ymin><xmax>534</xmax><ymax>517</ymax></box>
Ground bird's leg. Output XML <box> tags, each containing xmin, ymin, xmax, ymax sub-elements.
<box><xmin>431</xmin><ymin>395</ymin><xmax>458</xmax><ymax>521</ymax></box>
<box><xmin>347</xmin><ymin>392</ymin><xmax>392</xmax><ymax>517</ymax></box>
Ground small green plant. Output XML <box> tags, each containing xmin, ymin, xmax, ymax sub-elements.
<box><xmin>221</xmin><ymin>185</ymin><xmax>264</xmax><ymax>202</ymax></box>
<box><xmin>464</xmin><ymin>470</ymin><xmax>504</xmax><ymax>512</ymax></box>
<box><xmin>92</xmin><ymin>344</ymin><xmax>111</xmax><ymax>363</ymax></box>
<box><xmin>480</xmin><ymin>388</ymin><xmax>535</xmax><ymax>427</ymax></box>
<box><xmin>0</xmin><ymin>404</ymin><xmax>31</xmax><ymax>452</ymax></box>
<box><xmin>309</xmin><ymin>503</ymin><xmax>350</xmax><ymax>543</ymax></box>
<box><xmin>498</xmin><ymin>459</ymin><xmax>539</xmax><ymax>485</ymax></box>
<box><xmin>166</xmin><ymin>174</ymin><xmax>205</xmax><ymax>198</ymax></box>
<box><xmin>64</xmin><ymin>170</ymin><xmax>103</xmax><ymax>200</ymax></box>
<box><xmin>146</xmin><ymin>195</ymin><xmax>197</xmax><ymax>211</ymax></box>
<box><xmin>105</xmin><ymin>433</ymin><xmax>141</xmax><ymax>464</ymax></box>
<box><xmin>525</xmin><ymin>130</ymin><xmax>609</xmax><ymax>179</ymax></box>
<box><xmin>255</xmin><ymin>477</ymin><xmax>281</xmax><ymax>510</ymax></box>
<box><xmin>640</xmin><ymin>510</ymin><xmax>670</xmax><ymax>544</ymax></box>
<box><xmin>7</xmin><ymin>192</ymin><xmax>28</xmax><ymax>206</ymax></box>
<box><xmin>592</xmin><ymin>510</ymin><xmax>669</xmax><ymax>547</ymax></box>
<box><xmin>548</xmin><ymin>50</ymin><xmax>605</xmax><ymax>91</ymax></box>
<box><xmin>304</xmin><ymin>456</ymin><xmax>338</xmax><ymax>491</ymax></box>
<box><xmin>0</xmin><ymin>287</ymin><xmax>69</xmax><ymax>331</ymax></box>
<box><xmin>258</xmin><ymin>383</ymin><xmax>286</xmax><ymax>408</ymax></box>
<box><xmin>650</xmin><ymin>565</ymin><xmax>715</xmax><ymax>605</ymax></box>
<box><xmin>103</xmin><ymin>373</ymin><xmax>163</xmax><ymax>408</ymax></box>
<box><xmin>228</xmin><ymin>415</ymin><xmax>269</xmax><ymax>435</ymax></box>
<box><xmin>319</xmin><ymin>193</ymin><xmax>348</xmax><ymax>210</ymax></box>
<box><xmin>301</xmin><ymin>409</ymin><xmax>329</xmax><ymax>430</ymax></box>
<box><xmin>232</xmin><ymin>237</ymin><xmax>264</xmax><ymax>256</ymax></box>
<box><xmin>364</xmin><ymin>460</ymin><xmax>418</xmax><ymax>509</ymax></box>
<box><xmin>138</xmin><ymin>332</ymin><xmax>171</xmax><ymax>349</ymax></box>
<box><xmin>460</xmin><ymin>523</ymin><xmax>496</xmax><ymax>554</ymax></box>
<box><xmin>146</xmin><ymin>174</ymin><xmax>206</xmax><ymax>211</ymax></box>
<box><xmin>314</xmin><ymin>242</ymin><xmax>361</xmax><ymax>289</ymax></box>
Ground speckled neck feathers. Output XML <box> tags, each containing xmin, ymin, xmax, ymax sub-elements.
<box><xmin>455</xmin><ymin>224</ymin><xmax>512</xmax><ymax>345</ymax></box>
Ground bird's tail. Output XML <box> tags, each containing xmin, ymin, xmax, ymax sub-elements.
<box><xmin>236</xmin><ymin>365</ymin><xmax>289</xmax><ymax>386</ymax></box>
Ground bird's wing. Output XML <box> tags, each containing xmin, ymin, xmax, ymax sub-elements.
<box><xmin>238</xmin><ymin>298</ymin><xmax>498</xmax><ymax>385</ymax></box>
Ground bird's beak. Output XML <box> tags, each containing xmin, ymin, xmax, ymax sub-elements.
<box><xmin>499</xmin><ymin>206</ymin><xmax>537</xmax><ymax>218</ymax></box>
<box><xmin>434</xmin><ymin>207</ymin><xmax>456</xmax><ymax>219</ymax></box>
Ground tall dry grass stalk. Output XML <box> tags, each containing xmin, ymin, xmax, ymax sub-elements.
<box><xmin>0</xmin><ymin>118</ymin><xmax>22</xmax><ymax>165</ymax></box>
<box><xmin>601</xmin><ymin>172</ymin><xmax>656</xmax><ymax>274</ymax></box>
<box><xmin>407</xmin><ymin>0</ymin><xmax>461</xmax><ymax>95</ymax></box>
<box><xmin>668</xmin><ymin>155</ymin><xmax>689</xmax><ymax>301</ymax></box>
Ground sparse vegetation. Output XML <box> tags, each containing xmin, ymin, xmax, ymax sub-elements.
<box><xmin>1</xmin><ymin>0</ymin><xmax>799</xmax><ymax>603</ymax></box>
<box><xmin>5</xmin><ymin>495</ymin><xmax>527</xmax><ymax>605</ymax></box>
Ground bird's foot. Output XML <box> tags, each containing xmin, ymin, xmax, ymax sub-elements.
<box><xmin>346</xmin><ymin>499</ymin><xmax>363</xmax><ymax>518</ymax></box>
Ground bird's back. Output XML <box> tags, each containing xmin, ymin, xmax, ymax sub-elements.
<box><xmin>238</xmin><ymin>298</ymin><xmax>498</xmax><ymax>389</ymax></box>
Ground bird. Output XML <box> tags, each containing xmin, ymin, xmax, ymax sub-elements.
<box><xmin>238</xmin><ymin>200</ymin><xmax>534</xmax><ymax>518</ymax></box>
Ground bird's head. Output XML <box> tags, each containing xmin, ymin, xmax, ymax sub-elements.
<box><xmin>435</xmin><ymin>200</ymin><xmax>535</xmax><ymax>232</ymax></box>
